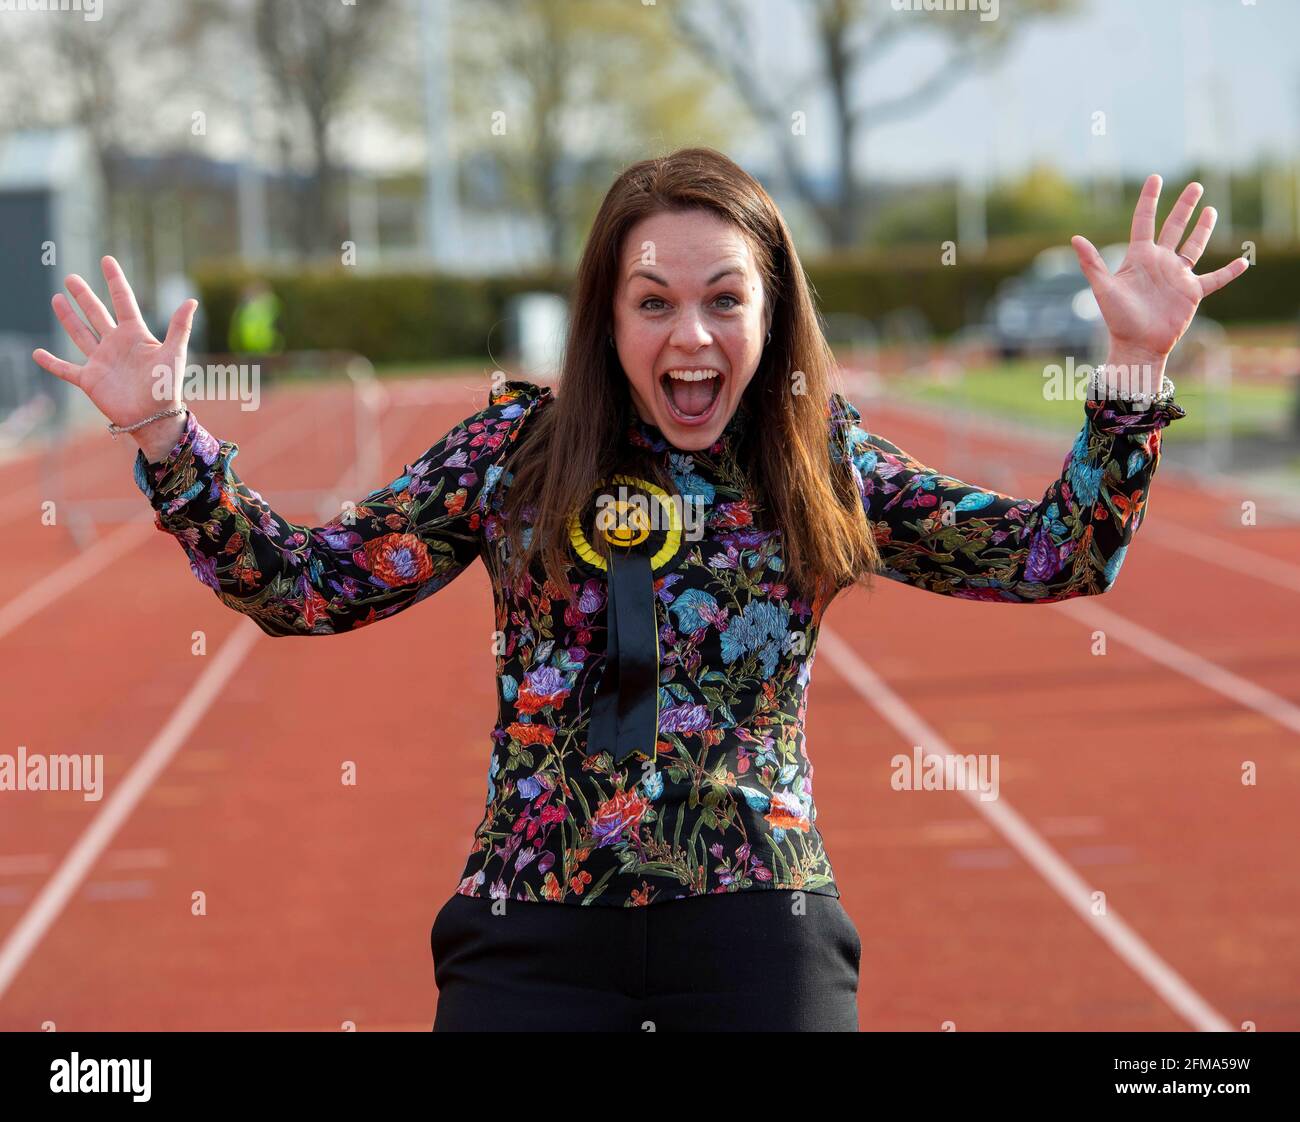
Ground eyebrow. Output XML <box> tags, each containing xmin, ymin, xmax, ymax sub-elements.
<box><xmin>627</xmin><ymin>267</ymin><xmax>743</xmax><ymax>287</ymax></box>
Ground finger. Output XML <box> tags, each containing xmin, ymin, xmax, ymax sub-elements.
<box><xmin>1070</xmin><ymin>235</ymin><xmax>1111</xmax><ymax>290</ymax></box>
<box><xmin>101</xmin><ymin>255</ymin><xmax>145</xmax><ymax>326</ymax></box>
<box><xmin>1178</xmin><ymin>206</ymin><xmax>1216</xmax><ymax>266</ymax></box>
<box><xmin>66</xmin><ymin>273</ymin><xmax>115</xmax><ymax>336</ymax></box>
<box><xmin>163</xmin><ymin>298</ymin><xmax>198</xmax><ymax>353</ymax></box>
<box><xmin>52</xmin><ymin>293</ymin><xmax>99</xmax><ymax>357</ymax></box>
<box><xmin>32</xmin><ymin>348</ymin><xmax>85</xmax><ymax>388</ymax></box>
<box><xmin>1130</xmin><ymin>173</ymin><xmax>1162</xmax><ymax>243</ymax></box>
<box><xmin>1156</xmin><ymin>181</ymin><xmax>1204</xmax><ymax>250</ymax></box>
<box><xmin>1198</xmin><ymin>256</ymin><xmax>1250</xmax><ymax>298</ymax></box>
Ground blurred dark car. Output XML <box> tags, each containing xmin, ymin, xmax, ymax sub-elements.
<box><xmin>988</xmin><ymin>244</ymin><xmax>1126</xmax><ymax>359</ymax></box>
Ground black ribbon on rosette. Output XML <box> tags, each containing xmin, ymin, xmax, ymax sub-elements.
<box><xmin>569</xmin><ymin>473</ymin><xmax>690</xmax><ymax>766</ymax></box>
<box><xmin>587</xmin><ymin>542</ymin><xmax>659</xmax><ymax>764</ymax></box>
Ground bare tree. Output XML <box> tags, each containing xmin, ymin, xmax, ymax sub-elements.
<box><xmin>252</xmin><ymin>0</ymin><xmax>400</xmax><ymax>256</ymax></box>
<box><xmin>671</xmin><ymin>0</ymin><xmax>1075</xmax><ymax>249</ymax></box>
<box><xmin>0</xmin><ymin>0</ymin><xmax>223</xmax><ymax>222</ymax></box>
<box><xmin>457</xmin><ymin>0</ymin><xmax>740</xmax><ymax>267</ymax></box>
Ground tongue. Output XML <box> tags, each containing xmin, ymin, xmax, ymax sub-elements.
<box><xmin>666</xmin><ymin>377</ymin><xmax>718</xmax><ymax>417</ymax></box>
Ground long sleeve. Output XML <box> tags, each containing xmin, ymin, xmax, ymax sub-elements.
<box><xmin>133</xmin><ymin>380</ymin><xmax>551</xmax><ymax>636</ymax></box>
<box><xmin>828</xmin><ymin>385</ymin><xmax>1187</xmax><ymax>602</ymax></box>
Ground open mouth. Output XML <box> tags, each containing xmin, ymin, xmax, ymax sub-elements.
<box><xmin>659</xmin><ymin>368</ymin><xmax>724</xmax><ymax>425</ymax></box>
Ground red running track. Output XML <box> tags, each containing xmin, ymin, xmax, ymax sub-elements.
<box><xmin>0</xmin><ymin>376</ymin><xmax>1296</xmax><ymax>1031</ymax></box>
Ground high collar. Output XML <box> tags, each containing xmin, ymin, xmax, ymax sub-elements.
<box><xmin>625</xmin><ymin>398</ymin><xmax>752</xmax><ymax>458</ymax></box>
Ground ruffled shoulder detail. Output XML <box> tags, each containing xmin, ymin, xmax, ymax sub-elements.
<box><xmin>487</xmin><ymin>378</ymin><xmax>553</xmax><ymax>416</ymax></box>
<box><xmin>481</xmin><ymin>379</ymin><xmax>553</xmax><ymax>457</ymax></box>
<box><xmin>474</xmin><ymin>379</ymin><xmax>554</xmax><ymax>506</ymax></box>
<box><xmin>827</xmin><ymin>390</ymin><xmax>863</xmax><ymax>465</ymax></box>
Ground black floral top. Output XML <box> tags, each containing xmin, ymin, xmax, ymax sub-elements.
<box><xmin>133</xmin><ymin>378</ymin><xmax>1186</xmax><ymax>907</ymax></box>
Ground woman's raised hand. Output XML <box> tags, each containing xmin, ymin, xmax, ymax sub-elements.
<box><xmin>33</xmin><ymin>256</ymin><xmax>198</xmax><ymax>449</ymax></box>
<box><xmin>1071</xmin><ymin>174</ymin><xmax>1249</xmax><ymax>368</ymax></box>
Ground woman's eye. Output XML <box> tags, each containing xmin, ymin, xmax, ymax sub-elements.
<box><xmin>639</xmin><ymin>294</ymin><xmax>739</xmax><ymax>311</ymax></box>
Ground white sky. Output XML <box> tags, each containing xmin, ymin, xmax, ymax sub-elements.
<box><xmin>8</xmin><ymin>0</ymin><xmax>1291</xmax><ymax>187</ymax></box>
<box><xmin>737</xmin><ymin>0</ymin><xmax>1300</xmax><ymax>183</ymax></box>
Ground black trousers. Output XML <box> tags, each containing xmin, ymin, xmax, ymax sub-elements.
<box><xmin>430</xmin><ymin>888</ymin><xmax>861</xmax><ymax>1031</ymax></box>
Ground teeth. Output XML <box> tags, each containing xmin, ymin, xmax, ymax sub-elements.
<box><xmin>664</xmin><ymin>369</ymin><xmax>721</xmax><ymax>382</ymax></box>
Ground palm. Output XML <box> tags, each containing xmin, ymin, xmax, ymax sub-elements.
<box><xmin>32</xmin><ymin>255</ymin><xmax>197</xmax><ymax>428</ymax></box>
<box><xmin>81</xmin><ymin>321</ymin><xmax>179</xmax><ymax>417</ymax></box>
<box><xmin>1071</xmin><ymin>175</ymin><xmax>1249</xmax><ymax>360</ymax></box>
<box><xmin>1092</xmin><ymin>241</ymin><xmax>1202</xmax><ymax>356</ymax></box>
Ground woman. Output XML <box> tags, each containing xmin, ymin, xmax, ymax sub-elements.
<box><xmin>34</xmin><ymin>148</ymin><xmax>1246</xmax><ymax>1032</ymax></box>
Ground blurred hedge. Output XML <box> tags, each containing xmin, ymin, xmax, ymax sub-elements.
<box><xmin>193</xmin><ymin>238</ymin><xmax>1297</xmax><ymax>363</ymax></box>
<box><xmin>194</xmin><ymin>265</ymin><xmax>570</xmax><ymax>363</ymax></box>
<box><xmin>809</xmin><ymin>237</ymin><xmax>1296</xmax><ymax>335</ymax></box>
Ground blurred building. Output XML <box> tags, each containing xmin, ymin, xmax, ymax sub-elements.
<box><xmin>103</xmin><ymin>148</ymin><xmax>552</xmax><ymax>308</ymax></box>
<box><xmin>0</xmin><ymin>127</ymin><xmax>103</xmax><ymax>431</ymax></box>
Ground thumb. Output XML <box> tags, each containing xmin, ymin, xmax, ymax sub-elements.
<box><xmin>1070</xmin><ymin>235</ymin><xmax>1110</xmax><ymax>291</ymax></box>
<box><xmin>164</xmin><ymin>298</ymin><xmax>198</xmax><ymax>354</ymax></box>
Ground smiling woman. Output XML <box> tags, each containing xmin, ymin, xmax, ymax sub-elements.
<box><xmin>614</xmin><ymin>208</ymin><xmax>771</xmax><ymax>434</ymax></box>
<box><xmin>31</xmin><ymin>146</ymin><xmax>1245</xmax><ymax>1033</ymax></box>
<box><xmin>502</xmin><ymin>149</ymin><xmax>877</xmax><ymax>610</ymax></box>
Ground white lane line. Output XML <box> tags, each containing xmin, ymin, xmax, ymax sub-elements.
<box><xmin>0</xmin><ymin>620</ymin><xmax>262</xmax><ymax>1001</ymax></box>
<box><xmin>816</xmin><ymin>624</ymin><xmax>1235</xmax><ymax>1033</ymax></box>
<box><xmin>0</xmin><ymin>386</ymin><xmax>333</xmax><ymax>523</ymax></box>
<box><xmin>0</xmin><ymin>396</ymin><xmax>335</xmax><ymax>644</ymax></box>
<box><xmin>865</xmin><ymin>392</ymin><xmax>1300</xmax><ymax>559</ymax></box>
<box><xmin>319</xmin><ymin>379</ymin><xmax>424</xmax><ymax>520</ymax></box>
<box><xmin>0</xmin><ymin>856</ymin><xmax>54</xmax><ymax>876</ymax></box>
<box><xmin>0</xmin><ymin>518</ymin><xmax>153</xmax><ymax>643</ymax></box>
<box><xmin>0</xmin><ymin>390</ymin><xmax>390</xmax><ymax>1000</ymax></box>
<box><xmin>0</xmin><ymin>430</ymin><xmax>185</xmax><ymax>527</ymax></box>
<box><xmin>1145</xmin><ymin>522</ymin><xmax>1300</xmax><ymax>596</ymax></box>
<box><xmin>1052</xmin><ymin>599</ymin><xmax>1300</xmax><ymax>737</ymax></box>
<box><xmin>82</xmin><ymin>881</ymin><xmax>155</xmax><ymax>901</ymax></box>
<box><xmin>102</xmin><ymin>849</ymin><xmax>169</xmax><ymax>870</ymax></box>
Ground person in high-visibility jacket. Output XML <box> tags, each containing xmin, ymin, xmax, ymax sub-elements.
<box><xmin>228</xmin><ymin>281</ymin><xmax>284</xmax><ymax>355</ymax></box>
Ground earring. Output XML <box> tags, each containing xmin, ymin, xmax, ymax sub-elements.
<box><xmin>766</xmin><ymin>330</ymin><xmax>772</xmax><ymax>346</ymax></box>
<box><xmin>608</xmin><ymin>334</ymin><xmax>615</xmax><ymax>348</ymax></box>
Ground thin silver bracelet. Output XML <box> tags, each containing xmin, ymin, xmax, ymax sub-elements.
<box><xmin>107</xmin><ymin>405</ymin><xmax>188</xmax><ymax>440</ymax></box>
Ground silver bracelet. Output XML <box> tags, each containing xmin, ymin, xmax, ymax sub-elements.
<box><xmin>107</xmin><ymin>405</ymin><xmax>188</xmax><ymax>440</ymax></box>
<box><xmin>1087</xmin><ymin>366</ymin><xmax>1175</xmax><ymax>408</ymax></box>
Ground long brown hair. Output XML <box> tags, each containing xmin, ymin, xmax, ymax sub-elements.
<box><xmin>498</xmin><ymin>146</ymin><xmax>881</xmax><ymax>612</ymax></box>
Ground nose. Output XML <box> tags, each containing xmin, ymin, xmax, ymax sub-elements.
<box><xmin>668</xmin><ymin>306</ymin><xmax>712</xmax><ymax>350</ymax></box>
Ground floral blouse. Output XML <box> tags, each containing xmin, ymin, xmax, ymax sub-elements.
<box><xmin>133</xmin><ymin>378</ymin><xmax>1186</xmax><ymax>907</ymax></box>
